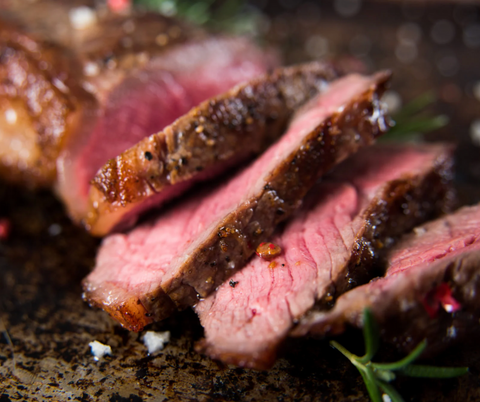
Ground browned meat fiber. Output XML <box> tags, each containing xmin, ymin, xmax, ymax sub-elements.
<box><xmin>83</xmin><ymin>71</ymin><xmax>391</xmax><ymax>332</ymax></box>
<box><xmin>293</xmin><ymin>204</ymin><xmax>480</xmax><ymax>357</ymax></box>
<box><xmin>0</xmin><ymin>6</ymin><xmax>276</xmax><ymax>221</ymax></box>
<box><xmin>58</xmin><ymin>34</ymin><xmax>276</xmax><ymax>222</ymax></box>
<box><xmin>85</xmin><ymin>61</ymin><xmax>339</xmax><ymax>236</ymax></box>
<box><xmin>195</xmin><ymin>143</ymin><xmax>454</xmax><ymax>370</ymax></box>
<box><xmin>0</xmin><ymin>22</ymin><xmax>95</xmax><ymax>187</ymax></box>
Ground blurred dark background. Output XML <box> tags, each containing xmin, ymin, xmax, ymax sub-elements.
<box><xmin>133</xmin><ymin>0</ymin><xmax>480</xmax><ymax>202</ymax></box>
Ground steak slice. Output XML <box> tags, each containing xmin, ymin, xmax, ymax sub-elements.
<box><xmin>58</xmin><ymin>35</ymin><xmax>277</xmax><ymax>222</ymax></box>
<box><xmin>294</xmin><ymin>204</ymin><xmax>480</xmax><ymax>356</ymax></box>
<box><xmin>83</xmin><ymin>71</ymin><xmax>391</xmax><ymax>332</ymax></box>
<box><xmin>195</xmin><ymin>143</ymin><xmax>455</xmax><ymax>369</ymax></box>
<box><xmin>84</xmin><ymin>62</ymin><xmax>339</xmax><ymax>236</ymax></box>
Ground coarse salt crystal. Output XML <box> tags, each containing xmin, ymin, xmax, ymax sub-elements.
<box><xmin>89</xmin><ymin>340</ymin><xmax>112</xmax><ymax>361</ymax></box>
<box><xmin>142</xmin><ymin>331</ymin><xmax>170</xmax><ymax>354</ymax></box>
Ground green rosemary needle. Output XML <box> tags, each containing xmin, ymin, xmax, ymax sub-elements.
<box><xmin>330</xmin><ymin>308</ymin><xmax>468</xmax><ymax>402</ymax></box>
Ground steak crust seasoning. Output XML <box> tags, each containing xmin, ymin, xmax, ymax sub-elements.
<box><xmin>196</xmin><ymin>143</ymin><xmax>454</xmax><ymax>369</ymax></box>
<box><xmin>83</xmin><ymin>71</ymin><xmax>391</xmax><ymax>332</ymax></box>
<box><xmin>85</xmin><ymin>62</ymin><xmax>338</xmax><ymax>235</ymax></box>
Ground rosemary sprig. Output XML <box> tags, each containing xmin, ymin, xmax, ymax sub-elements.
<box><xmin>133</xmin><ymin>0</ymin><xmax>262</xmax><ymax>35</ymax></box>
<box><xmin>330</xmin><ymin>308</ymin><xmax>468</xmax><ymax>402</ymax></box>
<box><xmin>383</xmin><ymin>92</ymin><xmax>449</xmax><ymax>142</ymax></box>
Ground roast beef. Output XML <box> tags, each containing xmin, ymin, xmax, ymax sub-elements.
<box><xmin>82</xmin><ymin>71</ymin><xmax>391</xmax><ymax>332</ymax></box>
<box><xmin>84</xmin><ymin>62</ymin><xmax>339</xmax><ymax>236</ymax></box>
<box><xmin>195</xmin><ymin>143</ymin><xmax>455</xmax><ymax>369</ymax></box>
<box><xmin>0</xmin><ymin>22</ymin><xmax>96</xmax><ymax>187</ymax></box>
<box><xmin>293</xmin><ymin>204</ymin><xmax>480</xmax><ymax>355</ymax></box>
<box><xmin>0</xmin><ymin>7</ymin><xmax>200</xmax><ymax>188</ymax></box>
<box><xmin>0</xmin><ymin>7</ymin><xmax>276</xmax><ymax>220</ymax></box>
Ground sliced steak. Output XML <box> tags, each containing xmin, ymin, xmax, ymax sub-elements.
<box><xmin>83</xmin><ymin>71</ymin><xmax>391</xmax><ymax>332</ymax></box>
<box><xmin>1</xmin><ymin>6</ymin><xmax>276</xmax><ymax>219</ymax></box>
<box><xmin>294</xmin><ymin>204</ymin><xmax>480</xmax><ymax>356</ymax></box>
<box><xmin>85</xmin><ymin>62</ymin><xmax>339</xmax><ymax>236</ymax></box>
<box><xmin>195</xmin><ymin>143</ymin><xmax>455</xmax><ymax>369</ymax></box>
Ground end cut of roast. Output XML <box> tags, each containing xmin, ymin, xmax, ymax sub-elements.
<box><xmin>83</xmin><ymin>71</ymin><xmax>391</xmax><ymax>332</ymax></box>
<box><xmin>0</xmin><ymin>22</ymin><xmax>96</xmax><ymax>187</ymax></box>
<box><xmin>195</xmin><ymin>143</ymin><xmax>455</xmax><ymax>370</ymax></box>
<box><xmin>294</xmin><ymin>203</ymin><xmax>480</xmax><ymax>356</ymax></box>
<box><xmin>0</xmin><ymin>10</ymin><xmax>201</xmax><ymax>189</ymax></box>
<box><xmin>84</xmin><ymin>61</ymin><xmax>338</xmax><ymax>236</ymax></box>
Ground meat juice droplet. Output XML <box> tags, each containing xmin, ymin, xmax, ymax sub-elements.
<box><xmin>255</xmin><ymin>242</ymin><xmax>282</xmax><ymax>261</ymax></box>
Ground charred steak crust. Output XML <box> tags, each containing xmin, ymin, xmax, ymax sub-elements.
<box><xmin>293</xmin><ymin>146</ymin><xmax>455</xmax><ymax>337</ymax></box>
<box><xmin>160</xmin><ymin>71</ymin><xmax>392</xmax><ymax>312</ymax></box>
<box><xmin>320</xmin><ymin>148</ymin><xmax>456</xmax><ymax>306</ymax></box>
<box><xmin>85</xmin><ymin>62</ymin><xmax>339</xmax><ymax>235</ymax></box>
<box><xmin>0</xmin><ymin>22</ymin><xmax>96</xmax><ymax>186</ymax></box>
<box><xmin>82</xmin><ymin>281</ymin><xmax>177</xmax><ymax>333</ymax></box>
<box><xmin>60</xmin><ymin>35</ymin><xmax>278</xmax><ymax>223</ymax></box>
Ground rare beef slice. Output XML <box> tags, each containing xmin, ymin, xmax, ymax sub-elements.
<box><xmin>195</xmin><ymin>143</ymin><xmax>454</xmax><ymax>369</ymax></box>
<box><xmin>82</xmin><ymin>71</ymin><xmax>391</xmax><ymax>332</ymax></box>
<box><xmin>84</xmin><ymin>61</ymin><xmax>338</xmax><ymax>236</ymax></box>
<box><xmin>293</xmin><ymin>203</ymin><xmax>480</xmax><ymax>357</ymax></box>
<box><xmin>58</xmin><ymin>34</ymin><xmax>277</xmax><ymax>222</ymax></box>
